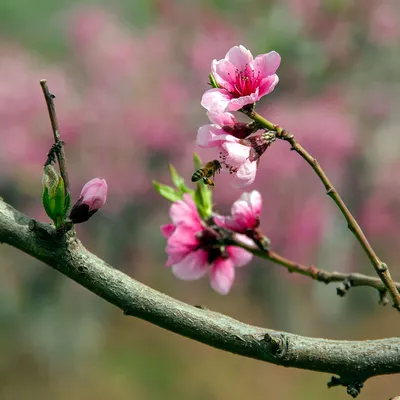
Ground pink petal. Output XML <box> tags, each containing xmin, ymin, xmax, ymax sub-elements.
<box><xmin>207</xmin><ymin>111</ymin><xmax>236</xmax><ymax>126</ymax></box>
<box><xmin>197</xmin><ymin>124</ymin><xmax>231</xmax><ymax>148</ymax></box>
<box><xmin>248</xmin><ymin>190</ymin><xmax>262</xmax><ymax>216</ymax></box>
<box><xmin>231</xmin><ymin>200</ymin><xmax>254</xmax><ymax>229</ymax></box>
<box><xmin>210</xmin><ymin>258</ymin><xmax>235</xmax><ymax>295</ymax></box>
<box><xmin>212</xmin><ymin>59</ymin><xmax>236</xmax><ymax>91</ymax></box>
<box><xmin>227</xmin><ymin>94</ymin><xmax>258</xmax><ymax>111</ymax></box>
<box><xmin>169</xmin><ymin>194</ymin><xmax>201</xmax><ymax>226</ymax></box>
<box><xmin>225</xmin><ymin>45</ymin><xmax>254</xmax><ymax>69</ymax></box>
<box><xmin>161</xmin><ymin>223</ymin><xmax>176</xmax><ymax>238</ymax></box>
<box><xmin>235</xmin><ymin>161</ymin><xmax>257</xmax><ymax>185</ymax></box>
<box><xmin>227</xmin><ymin>246</ymin><xmax>253</xmax><ymax>267</ymax></box>
<box><xmin>213</xmin><ymin>214</ymin><xmax>242</xmax><ymax>232</ymax></box>
<box><xmin>171</xmin><ymin>250</ymin><xmax>209</xmax><ymax>280</ymax></box>
<box><xmin>222</xmin><ymin>141</ymin><xmax>251</xmax><ymax>165</ymax></box>
<box><xmin>80</xmin><ymin>178</ymin><xmax>108</xmax><ymax>211</ymax></box>
<box><xmin>258</xmin><ymin>75</ymin><xmax>279</xmax><ymax>97</ymax></box>
<box><xmin>254</xmin><ymin>51</ymin><xmax>281</xmax><ymax>76</ymax></box>
<box><xmin>201</xmin><ymin>88</ymin><xmax>233</xmax><ymax>113</ymax></box>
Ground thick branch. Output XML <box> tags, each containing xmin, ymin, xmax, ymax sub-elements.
<box><xmin>243</xmin><ymin>108</ymin><xmax>400</xmax><ymax>311</ymax></box>
<box><xmin>40</xmin><ymin>79</ymin><xmax>70</xmax><ymax>195</ymax></box>
<box><xmin>0</xmin><ymin>198</ymin><xmax>399</xmax><ymax>397</ymax></box>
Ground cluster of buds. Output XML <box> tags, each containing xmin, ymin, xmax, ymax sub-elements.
<box><xmin>42</xmin><ymin>162</ymin><xmax>107</xmax><ymax>228</ymax></box>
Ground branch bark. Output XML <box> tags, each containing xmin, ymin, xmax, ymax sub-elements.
<box><xmin>1</xmin><ymin>198</ymin><xmax>399</xmax><ymax>397</ymax></box>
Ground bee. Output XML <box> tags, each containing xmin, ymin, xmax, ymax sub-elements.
<box><xmin>191</xmin><ymin>160</ymin><xmax>222</xmax><ymax>187</ymax></box>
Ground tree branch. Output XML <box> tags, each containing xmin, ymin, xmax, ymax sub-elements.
<box><xmin>40</xmin><ymin>79</ymin><xmax>70</xmax><ymax>195</ymax></box>
<box><xmin>0</xmin><ymin>199</ymin><xmax>399</xmax><ymax>397</ymax></box>
<box><xmin>242</xmin><ymin>108</ymin><xmax>400</xmax><ymax>311</ymax></box>
<box><xmin>234</xmin><ymin>238</ymin><xmax>400</xmax><ymax>304</ymax></box>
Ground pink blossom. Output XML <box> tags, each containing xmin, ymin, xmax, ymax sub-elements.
<box><xmin>161</xmin><ymin>194</ymin><xmax>253</xmax><ymax>294</ymax></box>
<box><xmin>69</xmin><ymin>178</ymin><xmax>108</xmax><ymax>223</ymax></box>
<box><xmin>197</xmin><ymin>112</ymin><xmax>258</xmax><ymax>186</ymax></box>
<box><xmin>201</xmin><ymin>45</ymin><xmax>281</xmax><ymax>113</ymax></box>
<box><xmin>214</xmin><ymin>190</ymin><xmax>262</xmax><ymax>233</ymax></box>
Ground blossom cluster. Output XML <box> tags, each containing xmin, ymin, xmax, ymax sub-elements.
<box><xmin>197</xmin><ymin>45</ymin><xmax>281</xmax><ymax>187</ymax></box>
<box><xmin>161</xmin><ymin>191</ymin><xmax>263</xmax><ymax>294</ymax></box>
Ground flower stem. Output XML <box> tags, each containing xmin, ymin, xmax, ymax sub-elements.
<box><xmin>242</xmin><ymin>108</ymin><xmax>400</xmax><ymax>311</ymax></box>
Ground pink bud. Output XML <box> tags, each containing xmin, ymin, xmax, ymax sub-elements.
<box><xmin>69</xmin><ymin>178</ymin><xmax>108</xmax><ymax>224</ymax></box>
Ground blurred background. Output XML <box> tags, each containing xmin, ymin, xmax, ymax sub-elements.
<box><xmin>1</xmin><ymin>0</ymin><xmax>400</xmax><ymax>398</ymax></box>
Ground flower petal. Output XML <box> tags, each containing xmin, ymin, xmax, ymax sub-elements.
<box><xmin>227</xmin><ymin>94</ymin><xmax>258</xmax><ymax>111</ymax></box>
<box><xmin>225</xmin><ymin>45</ymin><xmax>254</xmax><ymax>69</ymax></box>
<box><xmin>207</xmin><ymin>111</ymin><xmax>236</xmax><ymax>126</ymax></box>
<box><xmin>212</xmin><ymin>59</ymin><xmax>236</xmax><ymax>91</ymax></box>
<box><xmin>210</xmin><ymin>258</ymin><xmax>235</xmax><ymax>295</ymax></box>
<box><xmin>161</xmin><ymin>223</ymin><xmax>176</xmax><ymax>238</ymax></box>
<box><xmin>258</xmin><ymin>75</ymin><xmax>279</xmax><ymax>97</ymax></box>
<box><xmin>169</xmin><ymin>194</ymin><xmax>201</xmax><ymax>226</ymax></box>
<box><xmin>235</xmin><ymin>161</ymin><xmax>257</xmax><ymax>185</ymax></box>
<box><xmin>171</xmin><ymin>250</ymin><xmax>209</xmax><ymax>280</ymax></box>
<box><xmin>201</xmin><ymin>88</ymin><xmax>232</xmax><ymax>113</ymax></box>
<box><xmin>222</xmin><ymin>141</ymin><xmax>251</xmax><ymax>166</ymax></box>
<box><xmin>227</xmin><ymin>245</ymin><xmax>253</xmax><ymax>267</ymax></box>
<box><xmin>213</xmin><ymin>214</ymin><xmax>242</xmax><ymax>231</ymax></box>
<box><xmin>254</xmin><ymin>51</ymin><xmax>281</xmax><ymax>76</ymax></box>
<box><xmin>197</xmin><ymin>124</ymin><xmax>231</xmax><ymax>148</ymax></box>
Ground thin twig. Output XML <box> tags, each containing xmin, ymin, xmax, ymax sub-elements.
<box><xmin>39</xmin><ymin>79</ymin><xmax>70</xmax><ymax>195</ymax></box>
<box><xmin>234</xmin><ymin>238</ymin><xmax>400</xmax><ymax>298</ymax></box>
<box><xmin>242</xmin><ymin>108</ymin><xmax>400</xmax><ymax>311</ymax></box>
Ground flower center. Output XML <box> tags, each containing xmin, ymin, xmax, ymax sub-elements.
<box><xmin>227</xmin><ymin>63</ymin><xmax>261</xmax><ymax>98</ymax></box>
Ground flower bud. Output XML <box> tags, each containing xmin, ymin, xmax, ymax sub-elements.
<box><xmin>68</xmin><ymin>178</ymin><xmax>107</xmax><ymax>224</ymax></box>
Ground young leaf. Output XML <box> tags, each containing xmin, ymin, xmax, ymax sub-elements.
<box><xmin>42</xmin><ymin>165</ymin><xmax>67</xmax><ymax>228</ymax></box>
<box><xmin>169</xmin><ymin>164</ymin><xmax>192</xmax><ymax>194</ymax></box>
<box><xmin>153</xmin><ymin>181</ymin><xmax>183</xmax><ymax>202</ymax></box>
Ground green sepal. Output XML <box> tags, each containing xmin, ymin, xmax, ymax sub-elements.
<box><xmin>168</xmin><ymin>164</ymin><xmax>192</xmax><ymax>194</ymax></box>
<box><xmin>42</xmin><ymin>165</ymin><xmax>67</xmax><ymax>228</ymax></box>
<box><xmin>153</xmin><ymin>181</ymin><xmax>183</xmax><ymax>203</ymax></box>
<box><xmin>192</xmin><ymin>153</ymin><xmax>212</xmax><ymax>219</ymax></box>
<box><xmin>209</xmin><ymin>73</ymin><xmax>219</xmax><ymax>89</ymax></box>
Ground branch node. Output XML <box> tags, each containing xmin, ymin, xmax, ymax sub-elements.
<box><xmin>336</xmin><ymin>278</ymin><xmax>352</xmax><ymax>297</ymax></box>
<box><xmin>378</xmin><ymin>263</ymin><xmax>388</xmax><ymax>273</ymax></box>
<box><xmin>378</xmin><ymin>290</ymin><xmax>389</xmax><ymax>306</ymax></box>
<box><xmin>263</xmin><ymin>333</ymin><xmax>289</xmax><ymax>357</ymax></box>
<box><xmin>327</xmin><ymin>376</ymin><xmax>364</xmax><ymax>398</ymax></box>
<box><xmin>347</xmin><ymin>382</ymin><xmax>364</xmax><ymax>398</ymax></box>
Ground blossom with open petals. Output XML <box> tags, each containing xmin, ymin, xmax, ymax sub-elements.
<box><xmin>214</xmin><ymin>191</ymin><xmax>262</xmax><ymax>233</ymax></box>
<box><xmin>161</xmin><ymin>194</ymin><xmax>253</xmax><ymax>294</ymax></box>
<box><xmin>201</xmin><ymin>45</ymin><xmax>280</xmax><ymax>113</ymax></box>
<box><xmin>197</xmin><ymin>111</ymin><xmax>258</xmax><ymax>187</ymax></box>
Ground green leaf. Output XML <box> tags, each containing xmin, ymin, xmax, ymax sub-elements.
<box><xmin>193</xmin><ymin>153</ymin><xmax>203</xmax><ymax>170</ymax></box>
<box><xmin>42</xmin><ymin>165</ymin><xmax>67</xmax><ymax>228</ymax></box>
<box><xmin>192</xmin><ymin>153</ymin><xmax>213</xmax><ymax>219</ymax></box>
<box><xmin>209</xmin><ymin>73</ymin><xmax>219</xmax><ymax>89</ymax></box>
<box><xmin>153</xmin><ymin>181</ymin><xmax>183</xmax><ymax>202</ymax></box>
<box><xmin>168</xmin><ymin>164</ymin><xmax>191</xmax><ymax>194</ymax></box>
